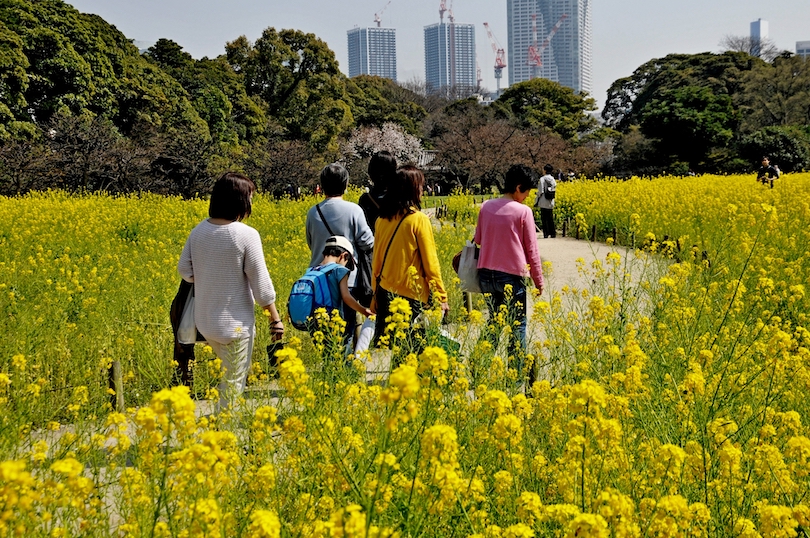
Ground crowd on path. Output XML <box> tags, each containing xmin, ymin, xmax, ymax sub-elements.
<box><xmin>171</xmin><ymin>153</ymin><xmax>571</xmax><ymax>410</ymax></box>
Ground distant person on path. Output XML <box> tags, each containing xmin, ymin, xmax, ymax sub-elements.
<box><xmin>756</xmin><ymin>156</ymin><xmax>780</xmax><ymax>188</ymax></box>
<box><xmin>536</xmin><ymin>163</ymin><xmax>557</xmax><ymax>239</ymax></box>
<box><xmin>177</xmin><ymin>172</ymin><xmax>283</xmax><ymax>411</ymax></box>
<box><xmin>306</xmin><ymin>164</ymin><xmax>374</xmax><ymax>349</ymax></box>
<box><xmin>371</xmin><ymin>165</ymin><xmax>449</xmax><ymax>360</ymax></box>
<box><xmin>475</xmin><ymin>164</ymin><xmax>545</xmax><ymax>378</ymax></box>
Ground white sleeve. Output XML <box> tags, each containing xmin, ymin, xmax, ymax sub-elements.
<box><xmin>243</xmin><ymin>229</ymin><xmax>276</xmax><ymax>307</ymax></box>
<box><xmin>177</xmin><ymin>235</ymin><xmax>194</xmax><ymax>283</ymax></box>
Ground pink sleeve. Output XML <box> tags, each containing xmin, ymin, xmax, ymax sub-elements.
<box><xmin>473</xmin><ymin>204</ymin><xmax>483</xmax><ymax>245</ymax></box>
<box><xmin>522</xmin><ymin>209</ymin><xmax>544</xmax><ymax>289</ymax></box>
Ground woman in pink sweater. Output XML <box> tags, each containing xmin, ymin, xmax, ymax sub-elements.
<box><xmin>473</xmin><ymin>165</ymin><xmax>545</xmax><ymax>377</ymax></box>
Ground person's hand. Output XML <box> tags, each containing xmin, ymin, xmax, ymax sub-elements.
<box><xmin>269</xmin><ymin>319</ymin><xmax>284</xmax><ymax>341</ymax></box>
<box><xmin>440</xmin><ymin>302</ymin><xmax>450</xmax><ymax>313</ymax></box>
<box><xmin>363</xmin><ymin>307</ymin><xmax>373</xmax><ymax>317</ymax></box>
<box><xmin>538</xmin><ymin>285</ymin><xmax>544</xmax><ymax>296</ymax></box>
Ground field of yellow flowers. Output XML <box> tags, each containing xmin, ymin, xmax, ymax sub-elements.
<box><xmin>1</xmin><ymin>173</ymin><xmax>809</xmax><ymax>537</ymax></box>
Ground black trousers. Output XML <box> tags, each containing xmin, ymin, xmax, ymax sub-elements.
<box><xmin>372</xmin><ymin>286</ymin><xmax>425</xmax><ymax>365</ymax></box>
<box><xmin>540</xmin><ymin>207</ymin><xmax>556</xmax><ymax>238</ymax></box>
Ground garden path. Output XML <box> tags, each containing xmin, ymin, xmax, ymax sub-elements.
<box><xmin>359</xmin><ymin>234</ymin><xmax>643</xmax><ymax>381</ymax></box>
<box><xmin>199</xmin><ymin>224</ymin><xmax>653</xmax><ymax>416</ymax></box>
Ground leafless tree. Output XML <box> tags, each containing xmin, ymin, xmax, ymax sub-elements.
<box><xmin>0</xmin><ymin>138</ymin><xmax>48</xmax><ymax>195</ymax></box>
<box><xmin>241</xmin><ymin>136</ymin><xmax>320</xmax><ymax>197</ymax></box>
<box><xmin>45</xmin><ymin>114</ymin><xmax>121</xmax><ymax>191</ymax></box>
<box><xmin>399</xmin><ymin>77</ymin><xmax>456</xmax><ymax>114</ymax></box>
<box><xmin>152</xmin><ymin>130</ymin><xmax>216</xmax><ymax>198</ymax></box>
<box><xmin>719</xmin><ymin>34</ymin><xmax>781</xmax><ymax>62</ymax></box>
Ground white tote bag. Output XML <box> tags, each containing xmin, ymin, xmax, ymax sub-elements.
<box><xmin>177</xmin><ymin>285</ymin><xmax>197</xmax><ymax>344</ymax></box>
<box><xmin>458</xmin><ymin>240</ymin><xmax>481</xmax><ymax>293</ymax></box>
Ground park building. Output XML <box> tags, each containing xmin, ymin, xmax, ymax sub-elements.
<box><xmin>797</xmin><ymin>40</ymin><xmax>810</xmax><ymax>59</ymax></box>
<box><xmin>506</xmin><ymin>0</ymin><xmax>592</xmax><ymax>95</ymax></box>
<box><xmin>424</xmin><ymin>21</ymin><xmax>477</xmax><ymax>94</ymax></box>
<box><xmin>347</xmin><ymin>27</ymin><xmax>397</xmax><ymax>81</ymax></box>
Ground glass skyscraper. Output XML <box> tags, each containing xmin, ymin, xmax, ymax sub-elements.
<box><xmin>424</xmin><ymin>22</ymin><xmax>477</xmax><ymax>93</ymax></box>
<box><xmin>750</xmin><ymin>19</ymin><xmax>768</xmax><ymax>58</ymax></box>
<box><xmin>347</xmin><ymin>27</ymin><xmax>397</xmax><ymax>81</ymax></box>
<box><xmin>506</xmin><ymin>0</ymin><xmax>592</xmax><ymax>95</ymax></box>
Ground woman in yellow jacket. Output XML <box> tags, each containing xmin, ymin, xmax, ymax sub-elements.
<box><xmin>371</xmin><ymin>165</ymin><xmax>449</xmax><ymax>353</ymax></box>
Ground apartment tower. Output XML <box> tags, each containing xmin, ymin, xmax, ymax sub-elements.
<box><xmin>424</xmin><ymin>21</ymin><xmax>477</xmax><ymax>93</ymax></box>
<box><xmin>347</xmin><ymin>27</ymin><xmax>397</xmax><ymax>80</ymax></box>
<box><xmin>506</xmin><ymin>0</ymin><xmax>592</xmax><ymax>95</ymax></box>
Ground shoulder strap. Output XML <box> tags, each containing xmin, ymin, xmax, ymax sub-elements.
<box><xmin>316</xmin><ymin>203</ymin><xmax>335</xmax><ymax>236</ymax></box>
<box><xmin>312</xmin><ymin>262</ymin><xmax>340</xmax><ymax>274</ymax></box>
<box><xmin>377</xmin><ymin>212</ymin><xmax>411</xmax><ymax>281</ymax></box>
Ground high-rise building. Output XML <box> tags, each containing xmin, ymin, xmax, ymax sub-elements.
<box><xmin>750</xmin><ymin>19</ymin><xmax>768</xmax><ymax>58</ymax></box>
<box><xmin>347</xmin><ymin>27</ymin><xmax>397</xmax><ymax>81</ymax></box>
<box><xmin>506</xmin><ymin>0</ymin><xmax>592</xmax><ymax>95</ymax></box>
<box><xmin>796</xmin><ymin>40</ymin><xmax>810</xmax><ymax>59</ymax></box>
<box><xmin>424</xmin><ymin>21</ymin><xmax>477</xmax><ymax>93</ymax></box>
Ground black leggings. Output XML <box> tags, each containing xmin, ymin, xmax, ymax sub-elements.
<box><xmin>373</xmin><ymin>286</ymin><xmax>425</xmax><ymax>363</ymax></box>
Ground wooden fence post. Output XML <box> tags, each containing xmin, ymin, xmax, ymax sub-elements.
<box><xmin>590</xmin><ymin>225</ymin><xmax>597</xmax><ymax>242</ymax></box>
<box><xmin>109</xmin><ymin>359</ymin><xmax>125</xmax><ymax>412</ymax></box>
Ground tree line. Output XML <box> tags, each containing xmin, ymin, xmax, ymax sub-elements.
<box><xmin>1</xmin><ymin>0</ymin><xmax>809</xmax><ymax>196</ymax></box>
<box><xmin>604</xmin><ymin>50</ymin><xmax>810</xmax><ymax>175</ymax></box>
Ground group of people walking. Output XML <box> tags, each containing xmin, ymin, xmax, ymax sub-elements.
<box><xmin>177</xmin><ymin>155</ymin><xmax>552</xmax><ymax>410</ymax></box>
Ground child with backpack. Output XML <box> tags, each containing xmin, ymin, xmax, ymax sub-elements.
<box><xmin>288</xmin><ymin>236</ymin><xmax>373</xmax><ymax>346</ymax></box>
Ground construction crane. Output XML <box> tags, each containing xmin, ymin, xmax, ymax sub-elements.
<box><xmin>476</xmin><ymin>61</ymin><xmax>483</xmax><ymax>91</ymax></box>
<box><xmin>527</xmin><ymin>13</ymin><xmax>568</xmax><ymax>79</ymax></box>
<box><xmin>483</xmin><ymin>22</ymin><xmax>506</xmax><ymax>96</ymax></box>
<box><xmin>373</xmin><ymin>0</ymin><xmax>392</xmax><ymax>27</ymax></box>
<box><xmin>445</xmin><ymin>0</ymin><xmax>456</xmax><ymax>87</ymax></box>
<box><xmin>439</xmin><ymin>0</ymin><xmax>447</xmax><ymax>22</ymax></box>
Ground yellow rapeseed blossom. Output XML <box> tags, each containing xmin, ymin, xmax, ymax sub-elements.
<box><xmin>247</xmin><ymin>509</ymin><xmax>281</xmax><ymax>538</ymax></box>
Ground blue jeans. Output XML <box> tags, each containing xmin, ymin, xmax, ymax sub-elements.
<box><xmin>478</xmin><ymin>268</ymin><xmax>528</xmax><ymax>360</ymax></box>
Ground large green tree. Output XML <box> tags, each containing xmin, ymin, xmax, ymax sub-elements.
<box><xmin>736</xmin><ymin>55</ymin><xmax>810</xmax><ymax>132</ymax></box>
<box><xmin>495</xmin><ymin>78</ymin><xmax>597</xmax><ymax>140</ymax></box>
<box><xmin>0</xmin><ymin>0</ymin><xmax>206</xmax><ymax>137</ymax></box>
<box><xmin>603</xmin><ymin>51</ymin><xmax>764</xmax><ymax>172</ymax></box>
<box><xmin>603</xmin><ymin>52</ymin><xmax>761</xmax><ymax>132</ymax></box>
<box><xmin>0</xmin><ymin>20</ymin><xmax>29</xmax><ymax>138</ymax></box>
<box><xmin>145</xmin><ymin>39</ymin><xmax>267</xmax><ymax>144</ymax></box>
<box><xmin>345</xmin><ymin>75</ymin><xmax>426</xmax><ymax>135</ymax></box>
<box><xmin>225</xmin><ymin>28</ymin><xmax>352</xmax><ymax>153</ymax></box>
<box><xmin>740</xmin><ymin>126</ymin><xmax>810</xmax><ymax>172</ymax></box>
<box><xmin>639</xmin><ymin>85</ymin><xmax>737</xmax><ymax>166</ymax></box>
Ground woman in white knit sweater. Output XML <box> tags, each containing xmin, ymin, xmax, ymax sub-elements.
<box><xmin>178</xmin><ymin>172</ymin><xmax>283</xmax><ymax>410</ymax></box>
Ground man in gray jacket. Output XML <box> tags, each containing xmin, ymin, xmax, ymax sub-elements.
<box><xmin>306</xmin><ymin>163</ymin><xmax>375</xmax><ymax>348</ymax></box>
<box><xmin>535</xmin><ymin>163</ymin><xmax>557</xmax><ymax>238</ymax></box>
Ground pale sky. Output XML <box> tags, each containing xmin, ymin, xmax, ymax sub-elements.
<box><xmin>68</xmin><ymin>0</ymin><xmax>809</xmax><ymax>110</ymax></box>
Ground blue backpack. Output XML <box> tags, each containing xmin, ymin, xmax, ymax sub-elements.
<box><xmin>287</xmin><ymin>263</ymin><xmax>340</xmax><ymax>330</ymax></box>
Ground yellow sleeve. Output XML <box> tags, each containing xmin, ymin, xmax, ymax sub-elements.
<box><xmin>415</xmin><ymin>214</ymin><xmax>448</xmax><ymax>303</ymax></box>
